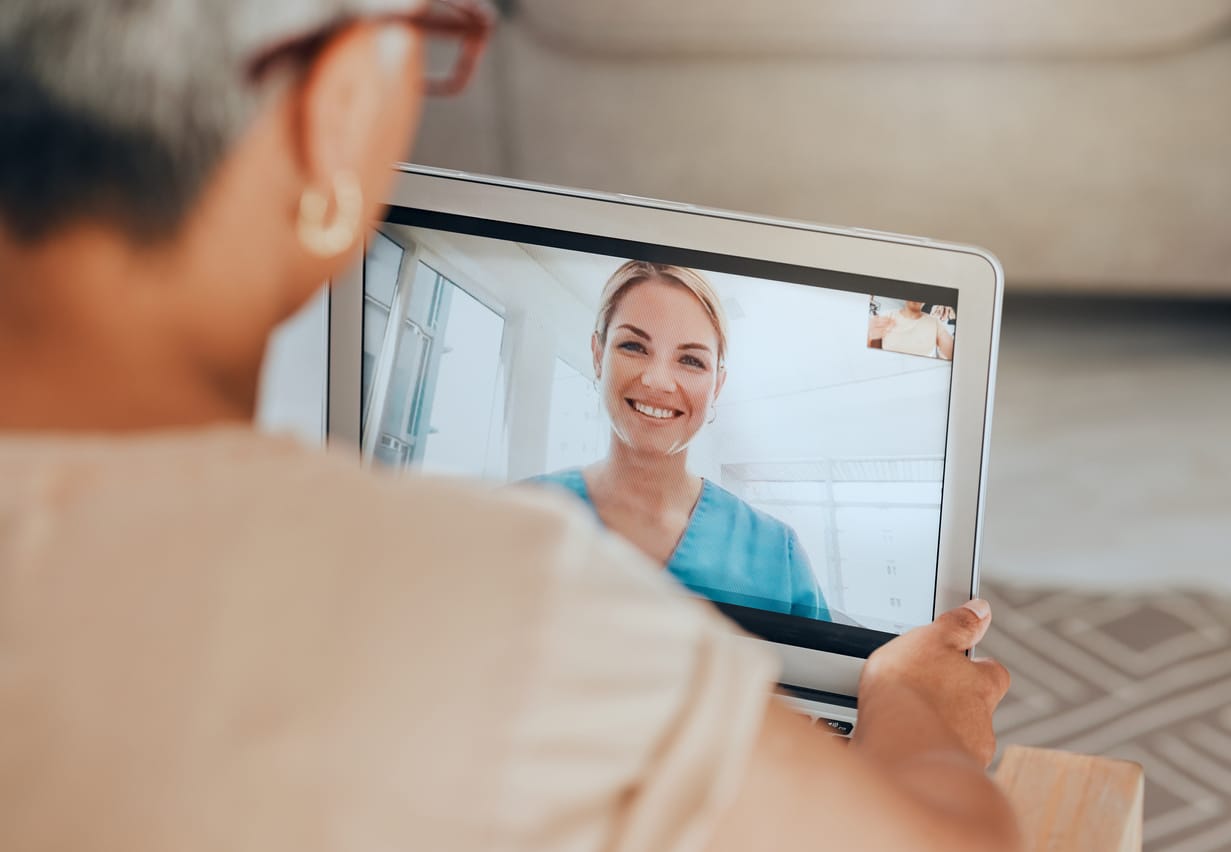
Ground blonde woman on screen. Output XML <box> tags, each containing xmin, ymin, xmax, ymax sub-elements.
<box><xmin>533</xmin><ymin>261</ymin><xmax>829</xmax><ymax>621</ymax></box>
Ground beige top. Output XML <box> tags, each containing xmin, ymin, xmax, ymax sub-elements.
<box><xmin>882</xmin><ymin>311</ymin><xmax>941</xmax><ymax>357</ymax></box>
<box><xmin>0</xmin><ymin>428</ymin><xmax>777</xmax><ymax>852</ymax></box>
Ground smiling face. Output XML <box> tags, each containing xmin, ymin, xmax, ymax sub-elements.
<box><xmin>593</xmin><ymin>277</ymin><xmax>726</xmax><ymax>457</ymax></box>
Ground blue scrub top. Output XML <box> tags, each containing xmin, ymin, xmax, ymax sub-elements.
<box><xmin>531</xmin><ymin>469</ymin><xmax>830</xmax><ymax>622</ymax></box>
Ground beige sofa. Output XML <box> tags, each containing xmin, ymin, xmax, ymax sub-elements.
<box><xmin>413</xmin><ymin>1</ymin><xmax>1231</xmax><ymax>296</ymax></box>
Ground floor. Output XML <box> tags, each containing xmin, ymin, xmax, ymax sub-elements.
<box><xmin>981</xmin><ymin>296</ymin><xmax>1231</xmax><ymax>593</ymax></box>
<box><xmin>983</xmin><ymin>580</ymin><xmax>1231</xmax><ymax>852</ymax></box>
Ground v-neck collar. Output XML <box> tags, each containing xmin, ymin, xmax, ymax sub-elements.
<box><xmin>570</xmin><ymin>470</ymin><xmax>713</xmax><ymax>573</ymax></box>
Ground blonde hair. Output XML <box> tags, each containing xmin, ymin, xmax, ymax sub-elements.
<box><xmin>594</xmin><ymin>261</ymin><xmax>729</xmax><ymax>365</ymax></box>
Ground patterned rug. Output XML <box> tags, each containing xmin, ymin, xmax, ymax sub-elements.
<box><xmin>983</xmin><ymin>581</ymin><xmax>1231</xmax><ymax>852</ymax></box>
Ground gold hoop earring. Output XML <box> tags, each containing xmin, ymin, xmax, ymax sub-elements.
<box><xmin>297</xmin><ymin>171</ymin><xmax>363</xmax><ymax>258</ymax></box>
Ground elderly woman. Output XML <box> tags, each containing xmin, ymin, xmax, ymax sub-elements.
<box><xmin>536</xmin><ymin>261</ymin><xmax>829</xmax><ymax>620</ymax></box>
<box><xmin>0</xmin><ymin>2</ymin><xmax>1018</xmax><ymax>851</ymax></box>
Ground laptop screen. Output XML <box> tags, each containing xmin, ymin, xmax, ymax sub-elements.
<box><xmin>358</xmin><ymin>207</ymin><xmax>959</xmax><ymax>648</ymax></box>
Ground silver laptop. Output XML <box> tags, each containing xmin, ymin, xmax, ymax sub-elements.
<box><xmin>325</xmin><ymin>165</ymin><xmax>1004</xmax><ymax>730</ymax></box>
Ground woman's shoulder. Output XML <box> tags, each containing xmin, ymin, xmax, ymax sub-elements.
<box><xmin>2</xmin><ymin>427</ymin><xmax>600</xmax><ymax>575</ymax></box>
<box><xmin>525</xmin><ymin>467</ymin><xmax>585</xmax><ymax>487</ymax></box>
<box><xmin>699</xmin><ymin>480</ymin><xmax>796</xmax><ymax>539</ymax></box>
<box><xmin>254</xmin><ymin>452</ymin><xmax>599</xmax><ymax>564</ymax></box>
<box><xmin>522</xmin><ymin>467</ymin><xmax>590</xmax><ymax>502</ymax></box>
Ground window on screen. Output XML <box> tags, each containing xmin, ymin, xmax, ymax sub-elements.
<box><xmin>363</xmin><ymin>235</ymin><xmax>506</xmax><ymax>476</ymax></box>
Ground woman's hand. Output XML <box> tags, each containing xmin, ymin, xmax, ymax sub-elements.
<box><xmin>853</xmin><ymin>601</ymin><xmax>1010</xmax><ymax>768</ymax></box>
<box><xmin>705</xmin><ymin>600</ymin><xmax>1021</xmax><ymax>852</ymax></box>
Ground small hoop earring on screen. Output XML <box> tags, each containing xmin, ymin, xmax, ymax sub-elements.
<box><xmin>707</xmin><ymin>406</ymin><xmax>717</xmax><ymax>425</ymax></box>
<box><xmin>298</xmin><ymin>171</ymin><xmax>363</xmax><ymax>258</ymax></box>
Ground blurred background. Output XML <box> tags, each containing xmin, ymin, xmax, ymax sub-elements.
<box><xmin>265</xmin><ymin>3</ymin><xmax>1231</xmax><ymax>848</ymax></box>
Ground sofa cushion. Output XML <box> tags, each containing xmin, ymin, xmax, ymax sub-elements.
<box><xmin>450</xmin><ymin>24</ymin><xmax>1231</xmax><ymax>295</ymax></box>
<box><xmin>518</xmin><ymin>0</ymin><xmax>1231</xmax><ymax>58</ymax></box>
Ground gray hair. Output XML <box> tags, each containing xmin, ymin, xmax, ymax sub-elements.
<box><xmin>0</xmin><ymin>0</ymin><xmax>419</xmax><ymax>243</ymax></box>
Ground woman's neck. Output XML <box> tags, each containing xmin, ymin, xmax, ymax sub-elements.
<box><xmin>0</xmin><ymin>229</ymin><xmax>262</xmax><ymax>433</ymax></box>
<box><xmin>0</xmin><ymin>332</ymin><xmax>258</xmax><ymax>433</ymax></box>
<box><xmin>589</xmin><ymin>436</ymin><xmax>700</xmax><ymax>514</ymax></box>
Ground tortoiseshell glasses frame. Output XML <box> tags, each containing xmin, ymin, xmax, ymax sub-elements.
<box><xmin>246</xmin><ymin>0</ymin><xmax>496</xmax><ymax>97</ymax></box>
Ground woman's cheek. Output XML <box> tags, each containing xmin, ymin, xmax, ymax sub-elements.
<box><xmin>682</xmin><ymin>374</ymin><xmax>714</xmax><ymax>415</ymax></box>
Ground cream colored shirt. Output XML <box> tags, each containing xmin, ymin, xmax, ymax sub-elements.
<box><xmin>882</xmin><ymin>311</ymin><xmax>941</xmax><ymax>357</ymax></box>
<box><xmin>0</xmin><ymin>428</ymin><xmax>777</xmax><ymax>852</ymax></box>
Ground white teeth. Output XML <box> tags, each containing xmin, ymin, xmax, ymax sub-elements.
<box><xmin>633</xmin><ymin>401</ymin><xmax>677</xmax><ymax>419</ymax></box>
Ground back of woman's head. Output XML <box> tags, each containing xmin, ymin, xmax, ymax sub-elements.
<box><xmin>0</xmin><ymin>0</ymin><xmax>414</xmax><ymax>244</ymax></box>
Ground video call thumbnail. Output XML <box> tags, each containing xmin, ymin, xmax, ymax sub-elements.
<box><xmin>867</xmin><ymin>296</ymin><xmax>957</xmax><ymax>360</ymax></box>
<box><xmin>358</xmin><ymin>219</ymin><xmax>958</xmax><ymax>635</ymax></box>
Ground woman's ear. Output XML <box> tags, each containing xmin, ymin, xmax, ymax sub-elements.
<box><xmin>290</xmin><ymin>23</ymin><xmax>423</xmax><ymax>260</ymax></box>
<box><xmin>713</xmin><ymin>364</ymin><xmax>727</xmax><ymax>402</ymax></box>
<box><xmin>591</xmin><ymin>331</ymin><xmax>603</xmax><ymax>380</ymax></box>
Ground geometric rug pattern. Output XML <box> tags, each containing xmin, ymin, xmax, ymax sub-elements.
<box><xmin>983</xmin><ymin>582</ymin><xmax>1231</xmax><ymax>852</ymax></box>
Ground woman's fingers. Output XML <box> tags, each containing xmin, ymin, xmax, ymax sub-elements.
<box><xmin>929</xmin><ymin>599</ymin><xmax>992</xmax><ymax>651</ymax></box>
<box><xmin>972</xmin><ymin>657</ymin><xmax>1012</xmax><ymax>701</ymax></box>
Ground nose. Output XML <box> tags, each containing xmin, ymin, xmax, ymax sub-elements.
<box><xmin>640</xmin><ymin>356</ymin><xmax>676</xmax><ymax>392</ymax></box>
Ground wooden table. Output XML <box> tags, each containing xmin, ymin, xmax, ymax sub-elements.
<box><xmin>995</xmin><ymin>746</ymin><xmax>1145</xmax><ymax>852</ymax></box>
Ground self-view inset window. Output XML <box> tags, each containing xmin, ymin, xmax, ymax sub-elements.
<box><xmin>867</xmin><ymin>296</ymin><xmax>955</xmax><ymax>360</ymax></box>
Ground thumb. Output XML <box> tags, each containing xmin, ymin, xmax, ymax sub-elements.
<box><xmin>932</xmin><ymin>599</ymin><xmax>992</xmax><ymax>650</ymax></box>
